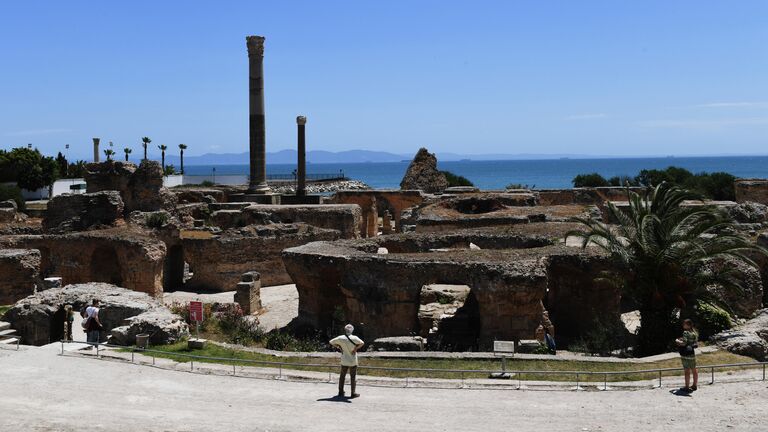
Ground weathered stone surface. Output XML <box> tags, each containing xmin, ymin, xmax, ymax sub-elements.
<box><xmin>712</xmin><ymin>309</ymin><xmax>768</xmax><ymax>360</ymax></box>
<box><xmin>728</xmin><ymin>202</ymin><xmax>768</xmax><ymax>224</ymax></box>
<box><xmin>43</xmin><ymin>191</ymin><xmax>124</xmax><ymax>232</ymax></box>
<box><xmin>411</xmin><ymin>193</ymin><xmax>591</xmax><ymax>232</ymax></box>
<box><xmin>4</xmin><ymin>283</ymin><xmax>185</xmax><ymax>346</ymax></box>
<box><xmin>109</xmin><ymin>308</ymin><xmax>189</xmax><ymax>346</ymax></box>
<box><xmin>400</xmin><ymin>148</ymin><xmax>448</xmax><ymax>194</ymax></box>
<box><xmin>183</xmin><ymin>223</ymin><xmax>339</xmax><ymax>291</ymax></box>
<box><xmin>0</xmin><ymin>249</ymin><xmax>41</xmax><ymax>304</ymax></box>
<box><xmin>240</xmin><ymin>204</ymin><xmax>362</xmax><ymax>239</ymax></box>
<box><xmin>172</xmin><ymin>188</ymin><xmax>226</xmax><ymax>204</ymax></box>
<box><xmin>330</xmin><ymin>190</ymin><xmax>424</xmax><ymax>237</ymax></box>
<box><xmin>0</xmin><ymin>200</ymin><xmax>18</xmax><ymax>223</ymax></box>
<box><xmin>282</xmin><ymin>229</ymin><xmax>618</xmax><ymax>348</ymax></box>
<box><xmin>85</xmin><ymin>160</ymin><xmax>177</xmax><ymax>214</ymax></box>
<box><xmin>0</xmin><ymin>228</ymin><xmax>166</xmax><ymax>297</ymax></box>
<box><xmin>234</xmin><ymin>272</ymin><xmax>262</xmax><ymax>314</ymax></box>
<box><xmin>735</xmin><ymin>179</ymin><xmax>768</xmax><ymax>205</ymax></box>
<box><xmin>370</xmin><ymin>336</ymin><xmax>425</xmax><ymax>351</ymax></box>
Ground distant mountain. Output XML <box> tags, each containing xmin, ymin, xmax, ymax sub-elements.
<box><xmin>164</xmin><ymin>149</ymin><xmax>619</xmax><ymax>166</ymax></box>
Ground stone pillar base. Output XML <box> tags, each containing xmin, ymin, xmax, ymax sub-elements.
<box><xmin>280</xmin><ymin>195</ymin><xmax>322</xmax><ymax>205</ymax></box>
<box><xmin>234</xmin><ymin>272</ymin><xmax>262</xmax><ymax>314</ymax></box>
<box><xmin>241</xmin><ymin>194</ymin><xmax>281</xmax><ymax>204</ymax></box>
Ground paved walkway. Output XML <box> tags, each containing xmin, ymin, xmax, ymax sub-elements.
<box><xmin>1</xmin><ymin>345</ymin><xmax>767</xmax><ymax>431</ymax></box>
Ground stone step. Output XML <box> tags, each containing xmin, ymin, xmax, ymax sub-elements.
<box><xmin>0</xmin><ymin>322</ymin><xmax>10</xmax><ymax>332</ymax></box>
<box><xmin>0</xmin><ymin>328</ymin><xmax>16</xmax><ymax>337</ymax></box>
<box><xmin>0</xmin><ymin>337</ymin><xmax>19</xmax><ymax>345</ymax></box>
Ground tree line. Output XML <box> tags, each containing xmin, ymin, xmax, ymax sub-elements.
<box><xmin>572</xmin><ymin>166</ymin><xmax>737</xmax><ymax>200</ymax></box>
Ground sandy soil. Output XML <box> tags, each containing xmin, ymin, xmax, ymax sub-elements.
<box><xmin>1</xmin><ymin>344</ymin><xmax>767</xmax><ymax>432</ymax></box>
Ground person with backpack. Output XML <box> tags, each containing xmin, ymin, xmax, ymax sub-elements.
<box><xmin>83</xmin><ymin>299</ymin><xmax>103</xmax><ymax>347</ymax></box>
<box><xmin>329</xmin><ymin>324</ymin><xmax>364</xmax><ymax>398</ymax></box>
<box><xmin>676</xmin><ymin>318</ymin><xmax>699</xmax><ymax>392</ymax></box>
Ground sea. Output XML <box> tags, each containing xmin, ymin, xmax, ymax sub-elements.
<box><xmin>182</xmin><ymin>156</ymin><xmax>768</xmax><ymax>190</ymax></box>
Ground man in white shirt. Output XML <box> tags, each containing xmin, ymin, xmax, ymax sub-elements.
<box><xmin>84</xmin><ymin>299</ymin><xmax>102</xmax><ymax>346</ymax></box>
<box><xmin>329</xmin><ymin>324</ymin><xmax>364</xmax><ymax>398</ymax></box>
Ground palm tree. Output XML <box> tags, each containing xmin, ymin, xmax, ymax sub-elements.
<box><xmin>141</xmin><ymin>137</ymin><xmax>151</xmax><ymax>161</ymax></box>
<box><xmin>103</xmin><ymin>149</ymin><xmax>115</xmax><ymax>161</ymax></box>
<box><xmin>567</xmin><ymin>183</ymin><xmax>767</xmax><ymax>355</ymax></box>
<box><xmin>178</xmin><ymin>144</ymin><xmax>187</xmax><ymax>174</ymax></box>
<box><xmin>123</xmin><ymin>147</ymin><xmax>132</xmax><ymax>162</ymax></box>
<box><xmin>158</xmin><ymin>144</ymin><xmax>168</xmax><ymax>170</ymax></box>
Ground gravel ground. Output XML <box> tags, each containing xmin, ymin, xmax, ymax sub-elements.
<box><xmin>1</xmin><ymin>344</ymin><xmax>767</xmax><ymax>432</ymax></box>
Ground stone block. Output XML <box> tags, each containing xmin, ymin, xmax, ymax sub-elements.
<box><xmin>0</xmin><ymin>249</ymin><xmax>40</xmax><ymax>304</ymax></box>
<box><xmin>43</xmin><ymin>191</ymin><xmax>124</xmax><ymax>232</ymax></box>
<box><xmin>234</xmin><ymin>272</ymin><xmax>261</xmax><ymax>314</ymax></box>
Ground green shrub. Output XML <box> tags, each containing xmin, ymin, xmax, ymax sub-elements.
<box><xmin>572</xmin><ymin>173</ymin><xmax>609</xmax><ymax>188</ymax></box>
<box><xmin>145</xmin><ymin>212</ymin><xmax>170</xmax><ymax>228</ymax></box>
<box><xmin>692</xmin><ymin>301</ymin><xmax>732</xmax><ymax>339</ymax></box>
<box><xmin>440</xmin><ymin>171</ymin><xmax>474</xmax><ymax>187</ymax></box>
<box><xmin>263</xmin><ymin>331</ymin><xmax>327</xmax><ymax>352</ymax></box>
<box><xmin>570</xmin><ymin>315</ymin><xmax>628</xmax><ymax>356</ymax></box>
<box><xmin>0</xmin><ymin>184</ymin><xmax>24</xmax><ymax>211</ymax></box>
<box><xmin>200</xmin><ymin>180</ymin><xmax>215</xmax><ymax>187</ymax></box>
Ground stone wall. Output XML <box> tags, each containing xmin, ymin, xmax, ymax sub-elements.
<box><xmin>282</xmin><ymin>233</ymin><xmax>616</xmax><ymax>348</ymax></box>
<box><xmin>735</xmin><ymin>179</ymin><xmax>768</xmax><ymax>205</ymax></box>
<box><xmin>85</xmin><ymin>161</ymin><xmax>177</xmax><ymax>214</ymax></box>
<box><xmin>183</xmin><ymin>224</ymin><xmax>340</xmax><ymax>291</ymax></box>
<box><xmin>240</xmin><ymin>204</ymin><xmax>362</xmax><ymax>239</ymax></box>
<box><xmin>0</xmin><ymin>249</ymin><xmax>41</xmax><ymax>304</ymax></box>
<box><xmin>537</xmin><ymin>187</ymin><xmax>646</xmax><ymax>206</ymax></box>
<box><xmin>0</xmin><ymin>229</ymin><xmax>165</xmax><ymax>297</ymax></box>
<box><xmin>330</xmin><ymin>190</ymin><xmax>424</xmax><ymax>237</ymax></box>
<box><xmin>43</xmin><ymin>191</ymin><xmax>124</xmax><ymax>232</ymax></box>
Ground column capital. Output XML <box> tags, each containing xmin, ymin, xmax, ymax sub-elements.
<box><xmin>296</xmin><ymin>115</ymin><xmax>307</xmax><ymax>125</ymax></box>
<box><xmin>246</xmin><ymin>35</ymin><xmax>265</xmax><ymax>58</ymax></box>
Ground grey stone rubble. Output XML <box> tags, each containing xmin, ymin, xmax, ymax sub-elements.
<box><xmin>711</xmin><ymin>308</ymin><xmax>768</xmax><ymax>361</ymax></box>
<box><xmin>3</xmin><ymin>283</ymin><xmax>187</xmax><ymax>346</ymax></box>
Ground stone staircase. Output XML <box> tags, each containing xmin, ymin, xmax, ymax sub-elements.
<box><xmin>0</xmin><ymin>321</ymin><xmax>19</xmax><ymax>346</ymax></box>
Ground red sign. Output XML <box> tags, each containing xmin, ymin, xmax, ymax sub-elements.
<box><xmin>189</xmin><ymin>301</ymin><xmax>204</xmax><ymax>322</ymax></box>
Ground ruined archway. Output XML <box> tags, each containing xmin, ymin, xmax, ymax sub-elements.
<box><xmin>418</xmin><ymin>284</ymin><xmax>481</xmax><ymax>351</ymax></box>
<box><xmin>163</xmin><ymin>245</ymin><xmax>185</xmax><ymax>291</ymax></box>
<box><xmin>90</xmin><ymin>245</ymin><xmax>123</xmax><ymax>286</ymax></box>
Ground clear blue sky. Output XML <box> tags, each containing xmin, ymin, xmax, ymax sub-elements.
<box><xmin>1</xmin><ymin>1</ymin><xmax>767</xmax><ymax>160</ymax></box>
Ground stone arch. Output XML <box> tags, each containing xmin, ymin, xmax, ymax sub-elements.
<box><xmin>163</xmin><ymin>244</ymin><xmax>185</xmax><ymax>291</ymax></box>
<box><xmin>90</xmin><ymin>245</ymin><xmax>123</xmax><ymax>286</ymax></box>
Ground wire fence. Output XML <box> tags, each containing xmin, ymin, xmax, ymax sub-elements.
<box><xmin>59</xmin><ymin>340</ymin><xmax>768</xmax><ymax>391</ymax></box>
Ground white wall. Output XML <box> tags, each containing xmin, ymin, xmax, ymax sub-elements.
<box><xmin>52</xmin><ymin>178</ymin><xmax>87</xmax><ymax>197</ymax></box>
<box><xmin>163</xmin><ymin>174</ymin><xmax>184</xmax><ymax>188</ymax></box>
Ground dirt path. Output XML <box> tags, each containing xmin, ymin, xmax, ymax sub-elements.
<box><xmin>1</xmin><ymin>344</ymin><xmax>767</xmax><ymax>432</ymax></box>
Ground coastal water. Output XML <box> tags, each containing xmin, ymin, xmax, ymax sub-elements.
<box><xmin>184</xmin><ymin>156</ymin><xmax>768</xmax><ymax>189</ymax></box>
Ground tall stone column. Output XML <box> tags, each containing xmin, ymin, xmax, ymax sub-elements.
<box><xmin>246</xmin><ymin>35</ymin><xmax>270</xmax><ymax>194</ymax></box>
<box><xmin>296</xmin><ymin>115</ymin><xmax>307</xmax><ymax>196</ymax></box>
<box><xmin>92</xmin><ymin>138</ymin><xmax>100</xmax><ymax>163</ymax></box>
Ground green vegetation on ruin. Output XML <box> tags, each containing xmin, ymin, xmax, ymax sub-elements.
<box><xmin>140</xmin><ymin>341</ymin><xmax>756</xmax><ymax>382</ymax></box>
<box><xmin>571</xmin><ymin>166</ymin><xmax>737</xmax><ymax>200</ymax></box>
<box><xmin>0</xmin><ymin>305</ymin><xmax>10</xmax><ymax>318</ymax></box>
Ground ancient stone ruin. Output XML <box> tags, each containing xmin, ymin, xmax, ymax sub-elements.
<box><xmin>400</xmin><ymin>148</ymin><xmax>448</xmax><ymax>193</ymax></box>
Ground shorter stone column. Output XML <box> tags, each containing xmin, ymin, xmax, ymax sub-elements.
<box><xmin>234</xmin><ymin>271</ymin><xmax>262</xmax><ymax>314</ymax></box>
<box><xmin>382</xmin><ymin>210</ymin><xmax>393</xmax><ymax>234</ymax></box>
<box><xmin>92</xmin><ymin>138</ymin><xmax>101</xmax><ymax>163</ymax></box>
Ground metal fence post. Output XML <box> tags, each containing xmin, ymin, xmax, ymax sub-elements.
<box><xmin>575</xmin><ymin>373</ymin><xmax>579</xmax><ymax>390</ymax></box>
<box><xmin>60</xmin><ymin>340</ymin><xmax>64</xmax><ymax>355</ymax></box>
<box><xmin>658</xmin><ymin>370</ymin><xmax>662</xmax><ymax>388</ymax></box>
<box><xmin>763</xmin><ymin>363</ymin><xmax>766</xmax><ymax>381</ymax></box>
<box><xmin>517</xmin><ymin>372</ymin><xmax>522</xmax><ymax>390</ymax></box>
<box><xmin>710</xmin><ymin>367</ymin><xmax>715</xmax><ymax>385</ymax></box>
<box><xmin>604</xmin><ymin>373</ymin><xmax>608</xmax><ymax>391</ymax></box>
<box><xmin>191</xmin><ymin>360</ymin><xmax>194</xmax><ymax>371</ymax></box>
<box><xmin>131</xmin><ymin>350</ymin><xmax>134</xmax><ymax>363</ymax></box>
<box><xmin>233</xmin><ymin>360</ymin><xmax>236</xmax><ymax>376</ymax></box>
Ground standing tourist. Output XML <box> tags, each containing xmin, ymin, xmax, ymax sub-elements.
<box><xmin>84</xmin><ymin>299</ymin><xmax>103</xmax><ymax>347</ymax></box>
<box><xmin>63</xmin><ymin>305</ymin><xmax>74</xmax><ymax>341</ymax></box>
<box><xmin>676</xmin><ymin>319</ymin><xmax>699</xmax><ymax>392</ymax></box>
<box><xmin>330</xmin><ymin>324</ymin><xmax>365</xmax><ymax>398</ymax></box>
